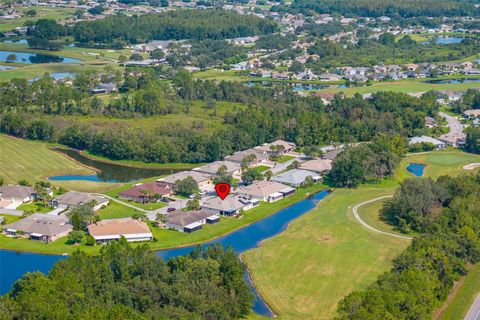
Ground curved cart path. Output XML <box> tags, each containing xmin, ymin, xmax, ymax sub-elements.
<box><xmin>351</xmin><ymin>195</ymin><xmax>413</xmax><ymax>240</ymax></box>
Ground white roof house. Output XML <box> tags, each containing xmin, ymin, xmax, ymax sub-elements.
<box><xmin>236</xmin><ymin>180</ymin><xmax>295</xmax><ymax>202</ymax></box>
<box><xmin>201</xmin><ymin>195</ymin><xmax>258</xmax><ymax>216</ymax></box>
<box><xmin>408</xmin><ymin>136</ymin><xmax>446</xmax><ymax>149</ymax></box>
<box><xmin>271</xmin><ymin>169</ymin><xmax>321</xmax><ymax>187</ymax></box>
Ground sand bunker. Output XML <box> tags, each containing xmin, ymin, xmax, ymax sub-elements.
<box><xmin>463</xmin><ymin>163</ymin><xmax>480</xmax><ymax>170</ymax></box>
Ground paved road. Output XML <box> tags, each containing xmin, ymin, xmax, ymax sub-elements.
<box><xmin>465</xmin><ymin>293</ymin><xmax>480</xmax><ymax>320</ymax></box>
<box><xmin>351</xmin><ymin>195</ymin><xmax>413</xmax><ymax>240</ymax></box>
<box><xmin>439</xmin><ymin>112</ymin><xmax>466</xmax><ymax>144</ymax></box>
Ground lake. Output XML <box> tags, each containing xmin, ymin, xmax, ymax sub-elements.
<box><xmin>3</xmin><ymin>39</ymin><xmax>28</xmax><ymax>44</ymax></box>
<box><xmin>423</xmin><ymin>78</ymin><xmax>480</xmax><ymax>85</ymax></box>
<box><xmin>435</xmin><ymin>37</ymin><xmax>464</xmax><ymax>44</ymax></box>
<box><xmin>0</xmin><ymin>190</ymin><xmax>330</xmax><ymax>317</ymax></box>
<box><xmin>0</xmin><ymin>50</ymin><xmax>81</xmax><ymax>64</ymax></box>
<box><xmin>407</xmin><ymin>163</ymin><xmax>425</xmax><ymax>176</ymax></box>
<box><xmin>49</xmin><ymin>148</ymin><xmax>182</xmax><ymax>183</ymax></box>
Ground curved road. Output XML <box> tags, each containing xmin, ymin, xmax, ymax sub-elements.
<box><xmin>351</xmin><ymin>195</ymin><xmax>413</xmax><ymax>240</ymax></box>
<box><xmin>465</xmin><ymin>293</ymin><xmax>480</xmax><ymax>320</ymax></box>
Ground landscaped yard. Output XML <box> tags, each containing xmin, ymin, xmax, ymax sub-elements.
<box><xmin>97</xmin><ymin>202</ymin><xmax>140</xmax><ymax>220</ymax></box>
<box><xmin>16</xmin><ymin>201</ymin><xmax>54</xmax><ymax>214</ymax></box>
<box><xmin>274</xmin><ymin>155</ymin><xmax>295</xmax><ymax>164</ymax></box>
<box><xmin>242</xmin><ymin>150</ymin><xmax>480</xmax><ymax>320</ymax></box>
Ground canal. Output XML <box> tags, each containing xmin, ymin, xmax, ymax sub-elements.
<box><xmin>0</xmin><ymin>190</ymin><xmax>330</xmax><ymax>317</ymax></box>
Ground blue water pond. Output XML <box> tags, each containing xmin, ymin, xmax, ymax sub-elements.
<box><xmin>406</xmin><ymin>163</ymin><xmax>426</xmax><ymax>176</ymax></box>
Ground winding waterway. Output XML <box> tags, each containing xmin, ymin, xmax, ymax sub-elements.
<box><xmin>0</xmin><ymin>190</ymin><xmax>330</xmax><ymax>317</ymax></box>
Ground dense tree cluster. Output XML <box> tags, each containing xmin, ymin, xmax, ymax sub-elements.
<box><xmin>0</xmin><ymin>71</ymin><xmax>438</xmax><ymax>163</ymax></box>
<box><xmin>275</xmin><ymin>0</ymin><xmax>479</xmax><ymax>19</ymax></box>
<box><xmin>337</xmin><ymin>173</ymin><xmax>480</xmax><ymax>320</ymax></box>
<box><xmin>465</xmin><ymin>126</ymin><xmax>480</xmax><ymax>154</ymax></box>
<box><xmin>0</xmin><ymin>241</ymin><xmax>253</xmax><ymax>319</ymax></box>
<box><xmin>328</xmin><ymin>135</ymin><xmax>407</xmax><ymax>188</ymax></box>
<box><xmin>451</xmin><ymin>88</ymin><xmax>480</xmax><ymax>114</ymax></box>
<box><xmin>71</xmin><ymin>9</ymin><xmax>277</xmax><ymax>46</ymax></box>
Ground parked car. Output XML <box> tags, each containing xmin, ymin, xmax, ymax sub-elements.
<box><xmin>167</xmin><ymin>207</ymin><xmax>176</xmax><ymax>212</ymax></box>
<box><xmin>161</xmin><ymin>198</ymin><xmax>170</xmax><ymax>203</ymax></box>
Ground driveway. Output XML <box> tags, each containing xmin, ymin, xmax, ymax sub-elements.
<box><xmin>439</xmin><ymin>112</ymin><xmax>466</xmax><ymax>145</ymax></box>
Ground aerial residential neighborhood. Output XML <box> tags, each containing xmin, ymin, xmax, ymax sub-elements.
<box><xmin>1</xmin><ymin>0</ymin><xmax>480</xmax><ymax>319</ymax></box>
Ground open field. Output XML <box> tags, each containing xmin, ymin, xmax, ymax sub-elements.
<box><xmin>243</xmin><ymin>151</ymin><xmax>480</xmax><ymax>320</ymax></box>
<box><xmin>0</xmin><ymin>135</ymin><xmax>122</xmax><ymax>192</ymax></box>
<box><xmin>97</xmin><ymin>201</ymin><xmax>140</xmax><ymax>220</ymax></box>
<box><xmin>438</xmin><ymin>263</ymin><xmax>480</xmax><ymax>320</ymax></box>
<box><xmin>0</xmin><ymin>6</ymin><xmax>75</xmax><ymax>32</ymax></box>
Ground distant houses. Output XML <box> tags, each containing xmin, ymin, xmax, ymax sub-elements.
<box><xmin>166</xmin><ymin>210</ymin><xmax>219</xmax><ymax>233</ymax></box>
<box><xmin>157</xmin><ymin>171</ymin><xmax>213</xmax><ymax>192</ymax></box>
<box><xmin>87</xmin><ymin>218</ymin><xmax>153</xmax><ymax>243</ymax></box>
<box><xmin>3</xmin><ymin>214</ymin><xmax>72</xmax><ymax>243</ymax></box>
<box><xmin>224</xmin><ymin>149</ymin><xmax>269</xmax><ymax>166</ymax></box>
<box><xmin>408</xmin><ymin>136</ymin><xmax>447</xmax><ymax>150</ymax></box>
<box><xmin>193</xmin><ymin>161</ymin><xmax>242</xmax><ymax>177</ymax></box>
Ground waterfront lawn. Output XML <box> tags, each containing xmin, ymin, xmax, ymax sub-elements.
<box><xmin>97</xmin><ymin>202</ymin><xmax>140</xmax><ymax>220</ymax></box>
<box><xmin>438</xmin><ymin>263</ymin><xmax>480</xmax><ymax>320</ymax></box>
<box><xmin>0</xmin><ymin>135</ymin><xmax>120</xmax><ymax>193</ymax></box>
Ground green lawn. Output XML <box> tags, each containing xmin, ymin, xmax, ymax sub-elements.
<box><xmin>438</xmin><ymin>263</ymin><xmax>480</xmax><ymax>320</ymax></box>
<box><xmin>275</xmin><ymin>155</ymin><xmax>295</xmax><ymax>164</ymax></box>
<box><xmin>97</xmin><ymin>202</ymin><xmax>140</xmax><ymax>220</ymax></box>
<box><xmin>0</xmin><ymin>135</ymin><xmax>120</xmax><ymax>192</ymax></box>
<box><xmin>242</xmin><ymin>151</ymin><xmax>480</xmax><ymax>320</ymax></box>
<box><xmin>16</xmin><ymin>201</ymin><xmax>54</xmax><ymax>214</ymax></box>
<box><xmin>0</xmin><ymin>6</ymin><xmax>75</xmax><ymax>32</ymax></box>
<box><xmin>0</xmin><ymin>214</ymin><xmax>21</xmax><ymax>224</ymax></box>
<box><xmin>251</xmin><ymin>165</ymin><xmax>270</xmax><ymax>174</ymax></box>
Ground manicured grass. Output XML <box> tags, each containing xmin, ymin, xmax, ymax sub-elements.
<box><xmin>251</xmin><ymin>165</ymin><xmax>270</xmax><ymax>174</ymax></box>
<box><xmin>0</xmin><ymin>214</ymin><xmax>21</xmax><ymax>224</ymax></box>
<box><xmin>275</xmin><ymin>155</ymin><xmax>295</xmax><ymax>163</ymax></box>
<box><xmin>0</xmin><ymin>135</ymin><xmax>120</xmax><ymax>192</ymax></box>
<box><xmin>16</xmin><ymin>201</ymin><xmax>54</xmax><ymax>214</ymax></box>
<box><xmin>438</xmin><ymin>263</ymin><xmax>480</xmax><ymax>320</ymax></box>
<box><xmin>97</xmin><ymin>202</ymin><xmax>140</xmax><ymax>220</ymax></box>
<box><xmin>0</xmin><ymin>6</ymin><xmax>75</xmax><ymax>32</ymax></box>
<box><xmin>242</xmin><ymin>151</ymin><xmax>480</xmax><ymax>319</ymax></box>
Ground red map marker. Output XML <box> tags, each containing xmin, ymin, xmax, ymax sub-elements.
<box><xmin>215</xmin><ymin>183</ymin><xmax>230</xmax><ymax>200</ymax></box>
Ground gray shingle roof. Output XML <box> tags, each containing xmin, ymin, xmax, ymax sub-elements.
<box><xmin>3</xmin><ymin>213</ymin><xmax>72</xmax><ymax>236</ymax></box>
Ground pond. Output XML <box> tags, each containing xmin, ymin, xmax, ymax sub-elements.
<box><xmin>435</xmin><ymin>37</ymin><xmax>464</xmax><ymax>44</ymax></box>
<box><xmin>0</xmin><ymin>190</ymin><xmax>330</xmax><ymax>317</ymax></box>
<box><xmin>49</xmin><ymin>148</ymin><xmax>182</xmax><ymax>183</ymax></box>
<box><xmin>0</xmin><ymin>65</ymin><xmax>16</xmax><ymax>71</ymax></box>
<box><xmin>407</xmin><ymin>163</ymin><xmax>425</xmax><ymax>176</ymax></box>
<box><xmin>0</xmin><ymin>50</ymin><xmax>81</xmax><ymax>64</ymax></box>
<box><xmin>3</xmin><ymin>39</ymin><xmax>28</xmax><ymax>44</ymax></box>
<box><xmin>423</xmin><ymin>78</ymin><xmax>480</xmax><ymax>85</ymax></box>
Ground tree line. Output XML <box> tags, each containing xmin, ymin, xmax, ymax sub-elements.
<box><xmin>337</xmin><ymin>173</ymin><xmax>480</xmax><ymax>319</ymax></box>
<box><xmin>0</xmin><ymin>241</ymin><xmax>253</xmax><ymax>319</ymax></box>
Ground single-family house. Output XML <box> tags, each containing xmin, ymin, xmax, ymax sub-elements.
<box><xmin>165</xmin><ymin>210</ymin><xmax>219</xmax><ymax>233</ymax></box>
<box><xmin>157</xmin><ymin>171</ymin><xmax>213</xmax><ymax>192</ymax></box>
<box><xmin>271</xmin><ymin>169</ymin><xmax>321</xmax><ymax>187</ymax></box>
<box><xmin>3</xmin><ymin>213</ymin><xmax>72</xmax><ymax>243</ymax></box>
<box><xmin>255</xmin><ymin>140</ymin><xmax>296</xmax><ymax>155</ymax></box>
<box><xmin>52</xmin><ymin>191</ymin><xmax>109</xmax><ymax>211</ymax></box>
<box><xmin>87</xmin><ymin>218</ymin><xmax>153</xmax><ymax>243</ymax></box>
<box><xmin>119</xmin><ymin>181</ymin><xmax>172</xmax><ymax>203</ymax></box>
<box><xmin>225</xmin><ymin>149</ymin><xmax>269</xmax><ymax>166</ymax></box>
<box><xmin>464</xmin><ymin>109</ymin><xmax>480</xmax><ymax>119</ymax></box>
<box><xmin>193</xmin><ymin>161</ymin><xmax>242</xmax><ymax>177</ymax></box>
<box><xmin>0</xmin><ymin>185</ymin><xmax>37</xmax><ymax>203</ymax></box>
<box><xmin>236</xmin><ymin>180</ymin><xmax>295</xmax><ymax>202</ymax></box>
<box><xmin>201</xmin><ymin>195</ymin><xmax>258</xmax><ymax>216</ymax></box>
<box><xmin>272</xmin><ymin>72</ymin><xmax>290</xmax><ymax>80</ymax></box>
<box><xmin>408</xmin><ymin>136</ymin><xmax>446</xmax><ymax>150</ymax></box>
<box><xmin>299</xmin><ymin>159</ymin><xmax>333</xmax><ymax>174</ymax></box>
<box><xmin>425</xmin><ymin>116</ymin><xmax>438</xmax><ymax>128</ymax></box>
<box><xmin>318</xmin><ymin>73</ymin><xmax>341</xmax><ymax>81</ymax></box>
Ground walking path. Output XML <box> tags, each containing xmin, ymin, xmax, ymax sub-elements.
<box><xmin>465</xmin><ymin>293</ymin><xmax>480</xmax><ymax>320</ymax></box>
<box><xmin>351</xmin><ymin>195</ymin><xmax>413</xmax><ymax>240</ymax></box>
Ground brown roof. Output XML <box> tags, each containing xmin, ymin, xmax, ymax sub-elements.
<box><xmin>0</xmin><ymin>185</ymin><xmax>36</xmax><ymax>200</ymax></box>
<box><xmin>166</xmin><ymin>210</ymin><xmax>215</xmax><ymax>227</ymax></box>
<box><xmin>119</xmin><ymin>181</ymin><xmax>171</xmax><ymax>198</ymax></box>
<box><xmin>237</xmin><ymin>180</ymin><xmax>292</xmax><ymax>197</ymax></box>
<box><xmin>55</xmin><ymin>191</ymin><xmax>108</xmax><ymax>207</ymax></box>
<box><xmin>299</xmin><ymin>159</ymin><xmax>332</xmax><ymax>173</ymax></box>
<box><xmin>88</xmin><ymin>218</ymin><xmax>151</xmax><ymax>236</ymax></box>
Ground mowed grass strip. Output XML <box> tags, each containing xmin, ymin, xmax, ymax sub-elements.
<box><xmin>243</xmin><ymin>151</ymin><xmax>480</xmax><ymax>320</ymax></box>
<box><xmin>0</xmin><ymin>135</ymin><xmax>120</xmax><ymax>192</ymax></box>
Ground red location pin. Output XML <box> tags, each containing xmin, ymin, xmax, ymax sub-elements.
<box><xmin>215</xmin><ymin>183</ymin><xmax>231</xmax><ymax>200</ymax></box>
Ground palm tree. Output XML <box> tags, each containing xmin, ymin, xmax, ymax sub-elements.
<box><xmin>156</xmin><ymin>213</ymin><xmax>168</xmax><ymax>227</ymax></box>
<box><xmin>264</xmin><ymin>170</ymin><xmax>273</xmax><ymax>181</ymax></box>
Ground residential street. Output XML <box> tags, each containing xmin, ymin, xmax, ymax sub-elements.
<box><xmin>465</xmin><ymin>293</ymin><xmax>480</xmax><ymax>320</ymax></box>
<box><xmin>439</xmin><ymin>112</ymin><xmax>466</xmax><ymax>145</ymax></box>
